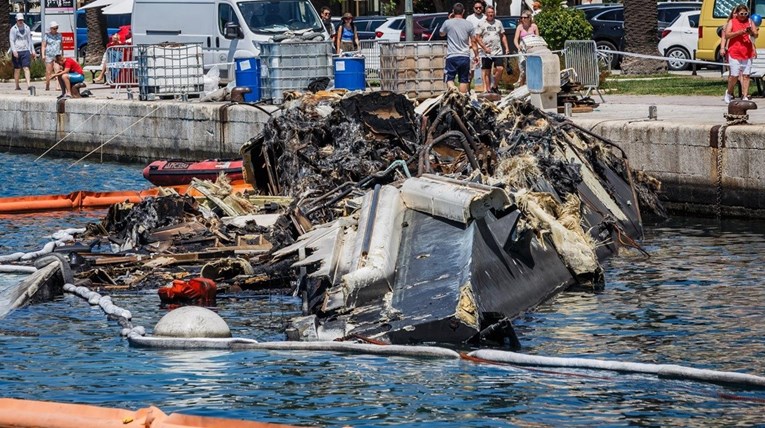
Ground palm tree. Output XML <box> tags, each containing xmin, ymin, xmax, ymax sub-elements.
<box><xmin>622</xmin><ymin>0</ymin><xmax>665</xmax><ymax>74</ymax></box>
<box><xmin>0</xmin><ymin>0</ymin><xmax>12</xmax><ymax>54</ymax></box>
<box><xmin>85</xmin><ymin>4</ymin><xmax>107</xmax><ymax>64</ymax></box>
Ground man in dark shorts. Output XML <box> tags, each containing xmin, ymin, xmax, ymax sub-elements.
<box><xmin>476</xmin><ymin>6</ymin><xmax>510</xmax><ymax>93</ymax></box>
<box><xmin>440</xmin><ymin>3</ymin><xmax>477</xmax><ymax>93</ymax></box>
<box><xmin>9</xmin><ymin>13</ymin><xmax>37</xmax><ymax>91</ymax></box>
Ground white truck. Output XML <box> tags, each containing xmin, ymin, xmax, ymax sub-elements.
<box><xmin>131</xmin><ymin>0</ymin><xmax>329</xmax><ymax>81</ymax></box>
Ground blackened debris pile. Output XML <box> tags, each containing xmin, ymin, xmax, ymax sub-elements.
<box><xmin>238</xmin><ymin>91</ymin><xmax>665</xmax><ymax>346</ymax></box>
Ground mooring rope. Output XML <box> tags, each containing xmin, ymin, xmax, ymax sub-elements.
<box><xmin>36</xmin><ymin>103</ymin><xmax>110</xmax><ymax>161</ymax></box>
<box><xmin>69</xmin><ymin>105</ymin><xmax>161</xmax><ymax>168</ymax></box>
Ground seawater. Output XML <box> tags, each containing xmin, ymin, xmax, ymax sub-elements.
<box><xmin>0</xmin><ymin>152</ymin><xmax>763</xmax><ymax>426</ymax></box>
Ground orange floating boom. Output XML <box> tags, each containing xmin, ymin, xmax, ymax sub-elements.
<box><xmin>0</xmin><ymin>182</ymin><xmax>253</xmax><ymax>214</ymax></box>
<box><xmin>0</xmin><ymin>398</ymin><xmax>298</xmax><ymax>428</ymax></box>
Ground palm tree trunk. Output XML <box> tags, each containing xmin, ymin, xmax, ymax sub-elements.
<box><xmin>622</xmin><ymin>0</ymin><xmax>665</xmax><ymax>74</ymax></box>
<box><xmin>85</xmin><ymin>5</ymin><xmax>107</xmax><ymax>64</ymax></box>
<box><xmin>0</xmin><ymin>1</ymin><xmax>12</xmax><ymax>55</ymax></box>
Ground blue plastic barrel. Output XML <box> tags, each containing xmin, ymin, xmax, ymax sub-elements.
<box><xmin>334</xmin><ymin>57</ymin><xmax>365</xmax><ymax>91</ymax></box>
<box><xmin>235</xmin><ymin>57</ymin><xmax>261</xmax><ymax>102</ymax></box>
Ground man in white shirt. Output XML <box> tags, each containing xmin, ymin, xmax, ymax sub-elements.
<box><xmin>465</xmin><ymin>1</ymin><xmax>486</xmax><ymax>89</ymax></box>
<box><xmin>476</xmin><ymin>6</ymin><xmax>509</xmax><ymax>93</ymax></box>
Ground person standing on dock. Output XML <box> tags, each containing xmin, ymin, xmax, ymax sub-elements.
<box><xmin>440</xmin><ymin>3</ymin><xmax>478</xmax><ymax>93</ymax></box>
<box><xmin>466</xmin><ymin>0</ymin><xmax>486</xmax><ymax>89</ymax></box>
<box><xmin>320</xmin><ymin>7</ymin><xmax>336</xmax><ymax>42</ymax></box>
<box><xmin>336</xmin><ymin>12</ymin><xmax>359</xmax><ymax>54</ymax></box>
<box><xmin>9</xmin><ymin>13</ymin><xmax>37</xmax><ymax>91</ymax></box>
<box><xmin>721</xmin><ymin>4</ymin><xmax>758</xmax><ymax>103</ymax></box>
<box><xmin>41</xmin><ymin>21</ymin><xmax>63</xmax><ymax>92</ymax></box>
<box><xmin>476</xmin><ymin>6</ymin><xmax>509</xmax><ymax>94</ymax></box>
<box><xmin>52</xmin><ymin>55</ymin><xmax>85</xmax><ymax>99</ymax></box>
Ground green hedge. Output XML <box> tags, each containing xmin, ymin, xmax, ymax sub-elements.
<box><xmin>0</xmin><ymin>57</ymin><xmax>48</xmax><ymax>80</ymax></box>
<box><xmin>535</xmin><ymin>8</ymin><xmax>593</xmax><ymax>51</ymax></box>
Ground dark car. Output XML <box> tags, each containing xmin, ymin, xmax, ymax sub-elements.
<box><xmin>423</xmin><ymin>15</ymin><xmax>519</xmax><ymax>54</ymax></box>
<box><xmin>587</xmin><ymin>2</ymin><xmax>701</xmax><ymax>68</ymax></box>
<box><xmin>354</xmin><ymin>16</ymin><xmax>389</xmax><ymax>40</ymax></box>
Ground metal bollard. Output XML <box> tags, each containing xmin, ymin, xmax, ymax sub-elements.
<box><xmin>692</xmin><ymin>50</ymin><xmax>697</xmax><ymax>76</ymax></box>
<box><xmin>648</xmin><ymin>105</ymin><xmax>658</xmax><ymax>120</ymax></box>
<box><xmin>29</xmin><ymin>86</ymin><xmax>36</xmax><ymax>96</ymax></box>
<box><xmin>564</xmin><ymin>102</ymin><xmax>572</xmax><ymax>117</ymax></box>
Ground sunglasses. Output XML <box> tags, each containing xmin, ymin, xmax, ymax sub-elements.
<box><xmin>738</xmin><ymin>12</ymin><xmax>749</xmax><ymax>16</ymax></box>
<box><xmin>474</xmin><ymin>6</ymin><xmax>483</xmax><ymax>10</ymax></box>
<box><xmin>521</xmin><ymin>16</ymin><xmax>531</xmax><ymax>19</ymax></box>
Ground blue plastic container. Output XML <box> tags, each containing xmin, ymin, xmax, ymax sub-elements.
<box><xmin>334</xmin><ymin>57</ymin><xmax>365</xmax><ymax>91</ymax></box>
<box><xmin>235</xmin><ymin>57</ymin><xmax>261</xmax><ymax>102</ymax></box>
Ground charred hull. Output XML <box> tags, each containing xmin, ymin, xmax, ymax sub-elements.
<box><xmin>240</xmin><ymin>92</ymin><xmax>658</xmax><ymax>346</ymax></box>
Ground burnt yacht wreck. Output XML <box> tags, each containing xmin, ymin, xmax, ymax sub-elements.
<box><xmin>241</xmin><ymin>91</ymin><xmax>664</xmax><ymax>346</ymax></box>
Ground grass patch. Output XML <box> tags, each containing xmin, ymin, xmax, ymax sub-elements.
<box><xmin>602</xmin><ymin>74</ymin><xmax>733</xmax><ymax>96</ymax></box>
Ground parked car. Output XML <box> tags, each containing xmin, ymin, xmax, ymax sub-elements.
<box><xmin>353</xmin><ymin>16</ymin><xmax>389</xmax><ymax>40</ymax></box>
<box><xmin>587</xmin><ymin>2</ymin><xmax>701</xmax><ymax>68</ymax></box>
<box><xmin>31</xmin><ymin>21</ymin><xmax>41</xmax><ymax>55</ymax></box>
<box><xmin>374</xmin><ymin>13</ymin><xmax>448</xmax><ymax>41</ymax></box>
<box><xmin>422</xmin><ymin>15</ymin><xmax>520</xmax><ymax>54</ymax></box>
<box><xmin>658</xmin><ymin>10</ymin><xmax>700</xmax><ymax>71</ymax></box>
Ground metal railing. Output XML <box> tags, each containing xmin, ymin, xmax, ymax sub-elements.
<box><xmin>564</xmin><ymin>40</ymin><xmax>605</xmax><ymax>102</ymax></box>
<box><xmin>103</xmin><ymin>45</ymin><xmax>138</xmax><ymax>95</ymax></box>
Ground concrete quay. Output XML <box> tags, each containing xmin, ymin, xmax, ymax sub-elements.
<box><xmin>0</xmin><ymin>81</ymin><xmax>763</xmax><ymax>217</ymax></box>
<box><xmin>570</xmin><ymin>95</ymin><xmax>765</xmax><ymax>217</ymax></box>
<box><xmin>0</xmin><ymin>82</ymin><xmax>276</xmax><ymax>162</ymax></box>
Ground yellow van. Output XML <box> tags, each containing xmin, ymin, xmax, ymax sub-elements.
<box><xmin>698</xmin><ymin>0</ymin><xmax>765</xmax><ymax>61</ymax></box>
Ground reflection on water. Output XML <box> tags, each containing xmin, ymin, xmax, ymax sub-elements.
<box><xmin>0</xmin><ymin>155</ymin><xmax>764</xmax><ymax>425</ymax></box>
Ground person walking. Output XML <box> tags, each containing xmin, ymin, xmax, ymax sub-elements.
<box><xmin>335</xmin><ymin>12</ymin><xmax>359</xmax><ymax>54</ymax></box>
<box><xmin>52</xmin><ymin>54</ymin><xmax>85</xmax><ymax>99</ymax></box>
<box><xmin>513</xmin><ymin>11</ymin><xmax>539</xmax><ymax>87</ymax></box>
<box><xmin>440</xmin><ymin>3</ymin><xmax>477</xmax><ymax>93</ymax></box>
<box><xmin>9</xmin><ymin>13</ymin><xmax>37</xmax><ymax>91</ymax></box>
<box><xmin>721</xmin><ymin>4</ymin><xmax>758</xmax><ymax>102</ymax></box>
<box><xmin>41</xmin><ymin>21</ymin><xmax>63</xmax><ymax>91</ymax></box>
<box><xmin>476</xmin><ymin>6</ymin><xmax>509</xmax><ymax>93</ymax></box>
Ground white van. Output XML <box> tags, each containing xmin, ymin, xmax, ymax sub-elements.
<box><xmin>132</xmin><ymin>0</ymin><xmax>329</xmax><ymax>80</ymax></box>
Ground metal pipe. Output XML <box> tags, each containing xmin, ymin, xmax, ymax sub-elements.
<box><xmin>428</xmin><ymin>108</ymin><xmax>481</xmax><ymax>170</ymax></box>
<box><xmin>360</xmin><ymin>184</ymin><xmax>382</xmax><ymax>258</ymax></box>
<box><xmin>419</xmin><ymin>130</ymin><xmax>471</xmax><ymax>174</ymax></box>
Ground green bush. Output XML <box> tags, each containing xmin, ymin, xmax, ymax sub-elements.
<box><xmin>0</xmin><ymin>57</ymin><xmax>47</xmax><ymax>80</ymax></box>
<box><xmin>535</xmin><ymin>8</ymin><xmax>593</xmax><ymax>51</ymax></box>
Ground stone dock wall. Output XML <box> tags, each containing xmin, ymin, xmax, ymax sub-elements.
<box><xmin>1</xmin><ymin>96</ymin><xmax>763</xmax><ymax>217</ymax></box>
<box><xmin>0</xmin><ymin>97</ymin><xmax>276</xmax><ymax>162</ymax></box>
<box><xmin>572</xmin><ymin>118</ymin><xmax>765</xmax><ymax>218</ymax></box>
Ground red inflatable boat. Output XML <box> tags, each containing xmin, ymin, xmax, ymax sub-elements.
<box><xmin>142</xmin><ymin>159</ymin><xmax>244</xmax><ymax>186</ymax></box>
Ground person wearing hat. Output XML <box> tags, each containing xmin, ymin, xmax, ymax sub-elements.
<box><xmin>335</xmin><ymin>12</ymin><xmax>359</xmax><ymax>54</ymax></box>
<box><xmin>42</xmin><ymin>21</ymin><xmax>63</xmax><ymax>91</ymax></box>
<box><xmin>9</xmin><ymin>13</ymin><xmax>37</xmax><ymax>91</ymax></box>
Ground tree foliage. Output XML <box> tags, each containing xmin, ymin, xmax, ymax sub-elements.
<box><xmin>534</xmin><ymin>8</ymin><xmax>592</xmax><ymax>51</ymax></box>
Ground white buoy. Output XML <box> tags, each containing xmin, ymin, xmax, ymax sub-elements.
<box><xmin>153</xmin><ymin>306</ymin><xmax>231</xmax><ymax>338</ymax></box>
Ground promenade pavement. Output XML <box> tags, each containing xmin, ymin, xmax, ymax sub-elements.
<box><xmin>0</xmin><ymin>78</ymin><xmax>763</xmax><ymax>126</ymax></box>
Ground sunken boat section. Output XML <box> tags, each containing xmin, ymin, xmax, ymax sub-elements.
<box><xmin>239</xmin><ymin>91</ymin><xmax>664</xmax><ymax>346</ymax></box>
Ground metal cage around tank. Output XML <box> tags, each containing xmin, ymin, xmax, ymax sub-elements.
<box><xmin>258</xmin><ymin>41</ymin><xmax>334</xmax><ymax>104</ymax></box>
<box><xmin>136</xmin><ymin>43</ymin><xmax>205</xmax><ymax>101</ymax></box>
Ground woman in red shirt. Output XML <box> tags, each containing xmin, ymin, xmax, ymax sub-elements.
<box><xmin>721</xmin><ymin>4</ymin><xmax>758</xmax><ymax>103</ymax></box>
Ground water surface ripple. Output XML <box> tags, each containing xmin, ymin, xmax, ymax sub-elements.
<box><xmin>1</xmin><ymin>154</ymin><xmax>763</xmax><ymax>426</ymax></box>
